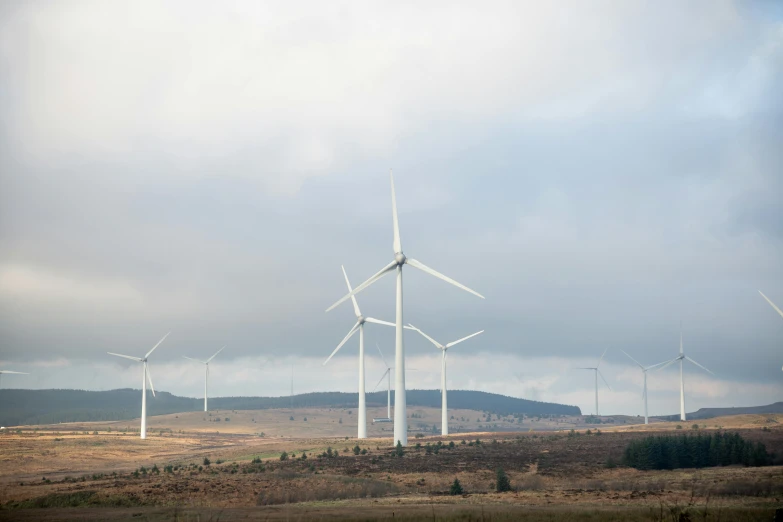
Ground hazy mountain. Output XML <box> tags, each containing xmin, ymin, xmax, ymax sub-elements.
<box><xmin>0</xmin><ymin>388</ymin><xmax>581</xmax><ymax>426</ymax></box>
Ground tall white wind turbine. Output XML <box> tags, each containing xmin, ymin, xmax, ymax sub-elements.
<box><xmin>0</xmin><ymin>370</ymin><xmax>29</xmax><ymax>388</ymax></box>
<box><xmin>107</xmin><ymin>332</ymin><xmax>170</xmax><ymax>439</ymax></box>
<box><xmin>323</xmin><ymin>266</ymin><xmax>399</xmax><ymax>439</ymax></box>
<box><xmin>620</xmin><ymin>350</ymin><xmax>668</xmax><ymax>425</ymax></box>
<box><xmin>576</xmin><ymin>348</ymin><xmax>611</xmax><ymax>416</ymax></box>
<box><xmin>326</xmin><ymin>172</ymin><xmax>484</xmax><ymax>446</ymax></box>
<box><xmin>183</xmin><ymin>346</ymin><xmax>225</xmax><ymax>412</ymax></box>
<box><xmin>407</xmin><ymin>324</ymin><xmax>483</xmax><ymax>435</ymax></box>
<box><xmin>655</xmin><ymin>325</ymin><xmax>714</xmax><ymax>421</ymax></box>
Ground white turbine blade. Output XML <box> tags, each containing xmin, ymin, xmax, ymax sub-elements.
<box><xmin>598</xmin><ymin>348</ymin><xmax>608</xmax><ymax>366</ymax></box>
<box><xmin>390</xmin><ymin>171</ymin><xmax>402</xmax><ymax>253</ymax></box>
<box><xmin>364</xmin><ymin>317</ymin><xmax>396</xmax><ymax>328</ymax></box>
<box><xmin>182</xmin><ymin>356</ymin><xmax>206</xmax><ymax>364</ymax></box>
<box><xmin>323</xmin><ymin>322</ymin><xmax>361</xmax><ymax>365</ymax></box>
<box><xmin>376</xmin><ymin>343</ymin><xmax>389</xmax><ymax>368</ymax></box>
<box><xmin>445</xmin><ymin>330</ymin><xmax>484</xmax><ymax>349</ymax></box>
<box><xmin>107</xmin><ymin>352</ymin><xmax>143</xmax><ymax>362</ymax></box>
<box><xmin>206</xmin><ymin>346</ymin><xmax>225</xmax><ymax>363</ymax></box>
<box><xmin>407</xmin><ymin>324</ymin><xmax>443</xmax><ymax>350</ymax></box>
<box><xmin>326</xmin><ymin>260</ymin><xmax>397</xmax><ymax>312</ymax></box>
<box><xmin>651</xmin><ymin>357</ymin><xmax>678</xmax><ymax>372</ymax></box>
<box><xmin>341</xmin><ymin>265</ymin><xmax>362</xmax><ymax>317</ymax></box>
<box><xmin>620</xmin><ymin>349</ymin><xmax>644</xmax><ymax>370</ymax></box>
<box><xmin>644</xmin><ymin>359</ymin><xmax>671</xmax><ymax>371</ymax></box>
<box><xmin>145</xmin><ymin>331</ymin><xmax>171</xmax><ymax>359</ymax></box>
<box><xmin>598</xmin><ymin>369</ymin><xmax>612</xmax><ymax>391</ymax></box>
<box><xmin>373</xmin><ymin>368</ymin><xmax>390</xmax><ymax>392</ymax></box>
<box><xmin>574</xmin><ymin>367</ymin><xmax>596</xmax><ymax>370</ymax></box>
<box><xmin>685</xmin><ymin>356</ymin><xmax>715</xmax><ymax>376</ymax></box>
<box><xmin>759</xmin><ymin>291</ymin><xmax>783</xmax><ymax>319</ymax></box>
<box><xmin>405</xmin><ymin>258</ymin><xmax>484</xmax><ymax>299</ymax></box>
<box><xmin>146</xmin><ymin>363</ymin><xmax>156</xmax><ymax>397</ymax></box>
<box><xmin>0</xmin><ymin>371</ymin><xmax>29</xmax><ymax>375</ymax></box>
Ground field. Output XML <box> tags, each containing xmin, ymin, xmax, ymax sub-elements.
<box><xmin>1</xmin><ymin>408</ymin><xmax>782</xmax><ymax>521</ymax></box>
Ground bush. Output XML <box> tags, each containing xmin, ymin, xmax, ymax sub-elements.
<box><xmin>203</xmin><ymin>457</ymin><xmax>210</xmax><ymax>466</ymax></box>
<box><xmin>496</xmin><ymin>468</ymin><xmax>511</xmax><ymax>493</ymax></box>
<box><xmin>280</xmin><ymin>452</ymin><xmax>288</xmax><ymax>461</ymax></box>
<box><xmin>450</xmin><ymin>478</ymin><xmax>464</xmax><ymax>495</ymax></box>
<box><xmin>395</xmin><ymin>441</ymin><xmax>404</xmax><ymax>457</ymax></box>
<box><xmin>353</xmin><ymin>445</ymin><xmax>361</xmax><ymax>455</ymax></box>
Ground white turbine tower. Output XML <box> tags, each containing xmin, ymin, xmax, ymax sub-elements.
<box><xmin>576</xmin><ymin>348</ymin><xmax>611</xmax><ymax>416</ymax></box>
<box><xmin>620</xmin><ymin>350</ymin><xmax>668</xmax><ymax>425</ymax></box>
<box><xmin>0</xmin><ymin>370</ymin><xmax>29</xmax><ymax>388</ymax></box>
<box><xmin>656</xmin><ymin>326</ymin><xmax>714</xmax><ymax>421</ymax></box>
<box><xmin>326</xmin><ymin>172</ymin><xmax>484</xmax><ymax>446</ymax></box>
<box><xmin>183</xmin><ymin>346</ymin><xmax>225</xmax><ymax>412</ymax></box>
<box><xmin>407</xmin><ymin>324</ymin><xmax>483</xmax><ymax>435</ymax></box>
<box><xmin>107</xmin><ymin>332</ymin><xmax>170</xmax><ymax>439</ymax></box>
<box><xmin>759</xmin><ymin>291</ymin><xmax>783</xmax><ymax>371</ymax></box>
<box><xmin>322</xmin><ymin>266</ymin><xmax>399</xmax><ymax>439</ymax></box>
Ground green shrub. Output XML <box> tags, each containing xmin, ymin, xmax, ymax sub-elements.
<box><xmin>203</xmin><ymin>457</ymin><xmax>211</xmax><ymax>466</ymax></box>
<box><xmin>496</xmin><ymin>468</ymin><xmax>511</xmax><ymax>492</ymax></box>
<box><xmin>450</xmin><ymin>478</ymin><xmax>464</xmax><ymax>495</ymax></box>
<box><xmin>280</xmin><ymin>452</ymin><xmax>289</xmax><ymax>461</ymax></box>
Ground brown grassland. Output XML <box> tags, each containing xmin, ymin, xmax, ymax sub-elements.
<box><xmin>1</xmin><ymin>408</ymin><xmax>782</xmax><ymax>521</ymax></box>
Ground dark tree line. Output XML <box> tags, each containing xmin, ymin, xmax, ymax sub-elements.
<box><xmin>623</xmin><ymin>432</ymin><xmax>772</xmax><ymax>470</ymax></box>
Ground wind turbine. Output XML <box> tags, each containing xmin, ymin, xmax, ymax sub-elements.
<box><xmin>107</xmin><ymin>332</ymin><xmax>169</xmax><ymax>439</ymax></box>
<box><xmin>183</xmin><ymin>346</ymin><xmax>225</xmax><ymax>412</ymax></box>
<box><xmin>576</xmin><ymin>348</ymin><xmax>611</xmax><ymax>416</ymax></box>
<box><xmin>322</xmin><ymin>265</ymin><xmax>400</xmax><ymax>439</ymax></box>
<box><xmin>655</xmin><ymin>325</ymin><xmax>714</xmax><ymax>421</ymax></box>
<box><xmin>759</xmin><ymin>291</ymin><xmax>783</xmax><ymax>371</ymax></box>
<box><xmin>407</xmin><ymin>324</ymin><xmax>483</xmax><ymax>435</ymax></box>
<box><xmin>620</xmin><ymin>350</ymin><xmax>668</xmax><ymax>425</ymax></box>
<box><xmin>372</xmin><ymin>343</ymin><xmax>421</xmax><ymax>422</ymax></box>
<box><xmin>326</xmin><ymin>172</ymin><xmax>484</xmax><ymax>446</ymax></box>
<box><xmin>0</xmin><ymin>370</ymin><xmax>29</xmax><ymax>388</ymax></box>
<box><xmin>373</xmin><ymin>343</ymin><xmax>393</xmax><ymax>420</ymax></box>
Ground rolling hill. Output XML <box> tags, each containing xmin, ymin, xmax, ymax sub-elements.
<box><xmin>0</xmin><ymin>388</ymin><xmax>581</xmax><ymax>426</ymax></box>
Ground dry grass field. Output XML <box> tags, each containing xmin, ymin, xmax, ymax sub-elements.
<box><xmin>0</xmin><ymin>409</ymin><xmax>781</xmax><ymax>521</ymax></box>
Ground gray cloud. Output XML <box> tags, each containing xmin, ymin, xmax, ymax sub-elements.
<box><xmin>0</xmin><ymin>1</ymin><xmax>782</xmax><ymax>413</ymax></box>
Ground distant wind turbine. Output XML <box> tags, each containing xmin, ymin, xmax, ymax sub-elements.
<box><xmin>620</xmin><ymin>350</ymin><xmax>668</xmax><ymax>425</ymax></box>
<box><xmin>407</xmin><ymin>324</ymin><xmax>484</xmax><ymax>435</ymax></box>
<box><xmin>183</xmin><ymin>346</ymin><xmax>225</xmax><ymax>412</ymax></box>
<box><xmin>576</xmin><ymin>348</ymin><xmax>611</xmax><ymax>416</ymax></box>
<box><xmin>0</xmin><ymin>370</ymin><xmax>29</xmax><ymax>388</ymax></box>
<box><xmin>372</xmin><ymin>343</ymin><xmax>421</xmax><ymax>422</ymax></box>
<box><xmin>107</xmin><ymin>332</ymin><xmax>170</xmax><ymax>439</ymax></box>
<box><xmin>326</xmin><ymin>172</ymin><xmax>484</xmax><ymax>446</ymax></box>
<box><xmin>322</xmin><ymin>265</ymin><xmax>400</xmax><ymax>439</ymax></box>
<box><xmin>373</xmin><ymin>343</ymin><xmax>393</xmax><ymax>420</ymax></box>
<box><xmin>655</xmin><ymin>324</ymin><xmax>714</xmax><ymax>421</ymax></box>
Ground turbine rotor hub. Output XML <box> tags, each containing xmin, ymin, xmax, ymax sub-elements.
<box><xmin>395</xmin><ymin>252</ymin><xmax>406</xmax><ymax>265</ymax></box>
<box><xmin>357</xmin><ymin>315</ymin><xmax>366</xmax><ymax>324</ymax></box>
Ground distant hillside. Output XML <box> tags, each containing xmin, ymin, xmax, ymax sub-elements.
<box><xmin>658</xmin><ymin>402</ymin><xmax>783</xmax><ymax>422</ymax></box>
<box><xmin>0</xmin><ymin>389</ymin><xmax>580</xmax><ymax>427</ymax></box>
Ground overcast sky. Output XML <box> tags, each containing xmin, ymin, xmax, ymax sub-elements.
<box><xmin>1</xmin><ymin>1</ymin><xmax>781</xmax><ymax>417</ymax></box>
